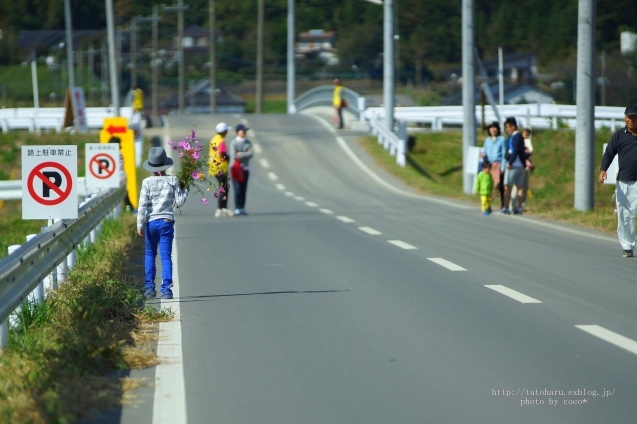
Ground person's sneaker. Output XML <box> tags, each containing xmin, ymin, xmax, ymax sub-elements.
<box><xmin>622</xmin><ymin>250</ymin><xmax>633</xmax><ymax>258</ymax></box>
<box><xmin>215</xmin><ymin>209</ymin><xmax>223</xmax><ymax>218</ymax></box>
<box><xmin>483</xmin><ymin>210</ymin><xmax>491</xmax><ymax>216</ymax></box>
<box><xmin>223</xmin><ymin>208</ymin><xmax>233</xmax><ymax>216</ymax></box>
<box><xmin>240</xmin><ymin>209</ymin><xmax>248</xmax><ymax>215</ymax></box>
<box><xmin>161</xmin><ymin>291</ymin><xmax>173</xmax><ymax>299</ymax></box>
<box><xmin>487</xmin><ymin>207</ymin><xmax>493</xmax><ymax>213</ymax></box>
<box><xmin>513</xmin><ymin>208</ymin><xmax>523</xmax><ymax>215</ymax></box>
<box><xmin>144</xmin><ymin>289</ymin><xmax>156</xmax><ymax>299</ymax></box>
<box><xmin>497</xmin><ymin>208</ymin><xmax>511</xmax><ymax>215</ymax></box>
<box><xmin>234</xmin><ymin>209</ymin><xmax>241</xmax><ymax>216</ymax></box>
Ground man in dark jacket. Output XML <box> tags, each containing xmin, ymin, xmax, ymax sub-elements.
<box><xmin>599</xmin><ymin>104</ymin><xmax>637</xmax><ymax>257</ymax></box>
<box><xmin>499</xmin><ymin>117</ymin><xmax>526</xmax><ymax>215</ymax></box>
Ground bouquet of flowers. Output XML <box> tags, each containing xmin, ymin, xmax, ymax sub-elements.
<box><xmin>168</xmin><ymin>129</ymin><xmax>220</xmax><ymax>205</ymax></box>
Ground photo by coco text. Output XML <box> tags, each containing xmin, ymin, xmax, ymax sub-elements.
<box><xmin>492</xmin><ymin>387</ymin><xmax>616</xmax><ymax>406</ymax></box>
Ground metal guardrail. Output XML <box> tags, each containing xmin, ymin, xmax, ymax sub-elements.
<box><xmin>0</xmin><ymin>185</ymin><xmax>126</xmax><ymax>343</ymax></box>
<box><xmin>368</xmin><ymin>114</ymin><xmax>407</xmax><ymax>167</ymax></box>
<box><xmin>0</xmin><ymin>107</ymin><xmax>133</xmax><ymax>133</ymax></box>
<box><xmin>0</xmin><ymin>177</ymin><xmax>92</xmax><ymax>200</ymax></box>
<box><xmin>294</xmin><ymin>85</ymin><xmax>366</xmax><ymax>121</ymax></box>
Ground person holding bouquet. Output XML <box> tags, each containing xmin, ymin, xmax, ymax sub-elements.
<box><xmin>209</xmin><ymin>122</ymin><xmax>231</xmax><ymax>217</ymax></box>
<box><xmin>229</xmin><ymin>123</ymin><xmax>254</xmax><ymax>216</ymax></box>
<box><xmin>136</xmin><ymin>146</ymin><xmax>188</xmax><ymax>299</ymax></box>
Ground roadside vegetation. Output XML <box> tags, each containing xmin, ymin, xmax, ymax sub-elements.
<box><xmin>358</xmin><ymin>127</ymin><xmax>618</xmax><ymax>234</ymax></box>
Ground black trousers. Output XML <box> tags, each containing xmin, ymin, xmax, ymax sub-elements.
<box><xmin>215</xmin><ymin>174</ymin><xmax>229</xmax><ymax>209</ymax></box>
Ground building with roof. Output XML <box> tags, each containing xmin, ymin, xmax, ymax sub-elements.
<box><xmin>441</xmin><ymin>83</ymin><xmax>554</xmax><ymax>106</ymax></box>
<box><xmin>160</xmin><ymin>79</ymin><xmax>245</xmax><ymax>114</ymax></box>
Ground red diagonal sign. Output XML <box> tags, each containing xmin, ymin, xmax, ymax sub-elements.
<box><xmin>106</xmin><ymin>124</ymin><xmax>127</xmax><ymax>135</ymax></box>
<box><xmin>27</xmin><ymin>162</ymin><xmax>73</xmax><ymax>206</ymax></box>
<box><xmin>89</xmin><ymin>153</ymin><xmax>116</xmax><ymax>179</ymax></box>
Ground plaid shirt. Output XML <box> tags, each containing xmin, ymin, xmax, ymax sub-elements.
<box><xmin>137</xmin><ymin>176</ymin><xmax>188</xmax><ymax>230</ymax></box>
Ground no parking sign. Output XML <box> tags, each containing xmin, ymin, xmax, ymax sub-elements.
<box><xmin>22</xmin><ymin>146</ymin><xmax>78</xmax><ymax>219</ymax></box>
<box><xmin>86</xmin><ymin>143</ymin><xmax>120</xmax><ymax>188</ymax></box>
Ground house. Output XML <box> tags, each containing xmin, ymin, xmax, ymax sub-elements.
<box><xmin>441</xmin><ymin>83</ymin><xmax>554</xmax><ymax>106</ymax></box>
<box><xmin>296</xmin><ymin>29</ymin><xmax>339</xmax><ymax>65</ymax></box>
<box><xmin>443</xmin><ymin>52</ymin><xmax>539</xmax><ymax>84</ymax></box>
<box><xmin>17</xmin><ymin>30</ymin><xmax>104</xmax><ymax>51</ymax></box>
<box><xmin>160</xmin><ymin>79</ymin><xmax>245</xmax><ymax>114</ymax></box>
<box><xmin>173</xmin><ymin>26</ymin><xmax>221</xmax><ymax>53</ymax></box>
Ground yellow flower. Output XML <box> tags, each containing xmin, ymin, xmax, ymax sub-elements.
<box><xmin>206</xmin><ymin>187</ymin><xmax>211</xmax><ymax>191</ymax></box>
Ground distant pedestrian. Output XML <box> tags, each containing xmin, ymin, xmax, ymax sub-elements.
<box><xmin>481</xmin><ymin>121</ymin><xmax>506</xmax><ymax>209</ymax></box>
<box><xmin>137</xmin><ymin>147</ymin><xmax>188</xmax><ymax>299</ymax></box>
<box><xmin>476</xmin><ymin>161</ymin><xmax>495</xmax><ymax>215</ymax></box>
<box><xmin>499</xmin><ymin>117</ymin><xmax>526</xmax><ymax>215</ymax></box>
<box><xmin>333</xmin><ymin>78</ymin><xmax>346</xmax><ymax>129</ymax></box>
<box><xmin>229</xmin><ymin>123</ymin><xmax>254</xmax><ymax>216</ymax></box>
<box><xmin>599</xmin><ymin>104</ymin><xmax>637</xmax><ymax>258</ymax></box>
<box><xmin>209</xmin><ymin>122</ymin><xmax>231</xmax><ymax>217</ymax></box>
<box><xmin>521</xmin><ymin>128</ymin><xmax>535</xmax><ymax>209</ymax></box>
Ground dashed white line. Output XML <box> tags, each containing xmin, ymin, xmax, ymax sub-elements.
<box><xmin>336</xmin><ymin>216</ymin><xmax>355</xmax><ymax>223</ymax></box>
<box><xmin>294</xmin><ymin>196</ymin><xmax>305</xmax><ymax>201</ymax></box>
<box><xmin>260</xmin><ymin>158</ymin><xmax>270</xmax><ymax>168</ymax></box>
<box><xmin>253</xmin><ymin>143</ymin><xmax>262</xmax><ymax>153</ymax></box>
<box><xmin>359</xmin><ymin>227</ymin><xmax>381</xmax><ymax>235</ymax></box>
<box><xmin>484</xmin><ymin>285</ymin><xmax>542</xmax><ymax>303</ymax></box>
<box><xmin>319</xmin><ymin>209</ymin><xmax>334</xmax><ymax>214</ymax></box>
<box><xmin>427</xmin><ymin>258</ymin><xmax>467</xmax><ymax>271</ymax></box>
<box><xmin>305</xmin><ymin>201</ymin><xmax>318</xmax><ymax>207</ymax></box>
<box><xmin>388</xmin><ymin>240</ymin><xmax>417</xmax><ymax>250</ymax></box>
<box><xmin>575</xmin><ymin>325</ymin><xmax>637</xmax><ymax>356</ymax></box>
<box><xmin>275</xmin><ymin>183</ymin><xmax>286</xmax><ymax>191</ymax></box>
<box><xmin>285</xmin><ymin>191</ymin><xmax>294</xmax><ymax>196</ymax></box>
<box><xmin>267</xmin><ymin>172</ymin><xmax>278</xmax><ymax>181</ymax></box>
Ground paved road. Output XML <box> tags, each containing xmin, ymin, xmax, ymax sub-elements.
<box><xmin>152</xmin><ymin>113</ymin><xmax>637</xmax><ymax>423</ymax></box>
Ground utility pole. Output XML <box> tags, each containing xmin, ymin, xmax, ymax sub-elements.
<box><xmin>287</xmin><ymin>0</ymin><xmax>295</xmax><ymax>114</ymax></box>
<box><xmin>63</xmin><ymin>0</ymin><xmax>75</xmax><ymax>90</ymax></box>
<box><xmin>101</xmin><ymin>38</ymin><xmax>108</xmax><ymax>107</ymax></box>
<box><xmin>138</xmin><ymin>6</ymin><xmax>162</xmax><ymax>118</ymax></box>
<box><xmin>105</xmin><ymin>0</ymin><xmax>120</xmax><ymax>113</ymax></box>
<box><xmin>88</xmin><ymin>44</ymin><xmax>94</xmax><ymax>106</ymax></box>
<box><xmin>498</xmin><ymin>45</ymin><xmax>504</xmax><ymax>113</ymax></box>
<box><xmin>462</xmin><ymin>0</ymin><xmax>476</xmax><ymax>194</ymax></box>
<box><xmin>131</xmin><ymin>17</ymin><xmax>137</xmax><ymax>88</ymax></box>
<box><xmin>383</xmin><ymin>0</ymin><xmax>395</xmax><ymax>132</ymax></box>
<box><xmin>209</xmin><ymin>0</ymin><xmax>216</xmax><ymax>114</ymax></box>
<box><xmin>601</xmin><ymin>50</ymin><xmax>606</xmax><ymax>106</ymax></box>
<box><xmin>256</xmin><ymin>0</ymin><xmax>264</xmax><ymax>114</ymax></box>
<box><xmin>163</xmin><ymin>0</ymin><xmax>189</xmax><ymax>115</ymax></box>
<box><xmin>574</xmin><ymin>0</ymin><xmax>596</xmax><ymax>211</ymax></box>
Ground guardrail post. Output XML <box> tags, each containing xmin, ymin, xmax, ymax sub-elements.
<box><xmin>53</xmin><ymin>220</ymin><xmax>68</xmax><ymax>285</ymax></box>
<box><xmin>358</xmin><ymin>97</ymin><xmax>366</xmax><ymax>122</ymax></box>
<box><xmin>397</xmin><ymin>120</ymin><xmax>407</xmax><ymax>167</ymax></box>
<box><xmin>0</xmin><ymin>320</ymin><xmax>7</xmax><ymax>348</ymax></box>
<box><xmin>24</xmin><ymin>236</ymin><xmax>46</xmax><ymax>303</ymax></box>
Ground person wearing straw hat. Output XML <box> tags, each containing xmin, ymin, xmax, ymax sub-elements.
<box><xmin>136</xmin><ymin>147</ymin><xmax>188</xmax><ymax>299</ymax></box>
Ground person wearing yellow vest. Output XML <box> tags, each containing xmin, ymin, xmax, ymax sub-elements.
<box><xmin>209</xmin><ymin>122</ymin><xmax>231</xmax><ymax>217</ymax></box>
<box><xmin>132</xmin><ymin>85</ymin><xmax>144</xmax><ymax>113</ymax></box>
<box><xmin>333</xmin><ymin>78</ymin><xmax>345</xmax><ymax>129</ymax></box>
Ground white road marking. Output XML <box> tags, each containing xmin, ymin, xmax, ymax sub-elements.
<box><xmin>337</xmin><ymin>216</ymin><xmax>355</xmax><ymax>223</ymax></box>
<box><xmin>153</xmin><ymin>233</ymin><xmax>187</xmax><ymax>424</ymax></box>
<box><xmin>260</xmin><ymin>158</ymin><xmax>270</xmax><ymax>168</ymax></box>
<box><xmin>484</xmin><ymin>285</ymin><xmax>542</xmax><ymax>303</ymax></box>
<box><xmin>275</xmin><ymin>183</ymin><xmax>286</xmax><ymax>191</ymax></box>
<box><xmin>359</xmin><ymin>226</ymin><xmax>381</xmax><ymax>235</ymax></box>
<box><xmin>388</xmin><ymin>240</ymin><xmax>417</xmax><ymax>250</ymax></box>
<box><xmin>320</xmin><ymin>209</ymin><xmax>334</xmax><ymax>214</ymax></box>
<box><xmin>427</xmin><ymin>258</ymin><xmax>467</xmax><ymax>271</ymax></box>
<box><xmin>575</xmin><ymin>325</ymin><xmax>637</xmax><ymax>356</ymax></box>
<box><xmin>285</xmin><ymin>191</ymin><xmax>294</xmax><ymax>196</ymax></box>
<box><xmin>294</xmin><ymin>196</ymin><xmax>305</xmax><ymax>201</ymax></box>
<box><xmin>305</xmin><ymin>201</ymin><xmax>318</xmax><ymax>207</ymax></box>
<box><xmin>253</xmin><ymin>143</ymin><xmax>262</xmax><ymax>153</ymax></box>
<box><xmin>267</xmin><ymin>172</ymin><xmax>278</xmax><ymax>181</ymax></box>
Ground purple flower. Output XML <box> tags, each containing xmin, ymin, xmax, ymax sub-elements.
<box><xmin>217</xmin><ymin>170</ymin><xmax>225</xmax><ymax>177</ymax></box>
<box><xmin>219</xmin><ymin>186</ymin><xmax>225</xmax><ymax>194</ymax></box>
<box><xmin>191</xmin><ymin>151</ymin><xmax>200</xmax><ymax>159</ymax></box>
<box><xmin>222</xmin><ymin>196</ymin><xmax>227</xmax><ymax>200</ymax></box>
<box><xmin>213</xmin><ymin>192</ymin><xmax>219</xmax><ymax>198</ymax></box>
<box><xmin>201</xmin><ymin>198</ymin><xmax>209</xmax><ymax>205</ymax></box>
<box><xmin>168</xmin><ymin>140</ymin><xmax>173</xmax><ymax>146</ymax></box>
<box><xmin>192</xmin><ymin>171</ymin><xmax>200</xmax><ymax>179</ymax></box>
<box><xmin>179</xmin><ymin>152</ymin><xmax>184</xmax><ymax>157</ymax></box>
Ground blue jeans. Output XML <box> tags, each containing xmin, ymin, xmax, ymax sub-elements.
<box><xmin>145</xmin><ymin>219</ymin><xmax>175</xmax><ymax>294</ymax></box>
<box><xmin>232</xmin><ymin>170</ymin><xmax>250</xmax><ymax>210</ymax></box>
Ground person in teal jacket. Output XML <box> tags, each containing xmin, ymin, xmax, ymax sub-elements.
<box><xmin>476</xmin><ymin>161</ymin><xmax>495</xmax><ymax>215</ymax></box>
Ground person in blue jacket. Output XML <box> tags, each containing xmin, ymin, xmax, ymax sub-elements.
<box><xmin>481</xmin><ymin>121</ymin><xmax>506</xmax><ymax>209</ymax></box>
<box><xmin>499</xmin><ymin>117</ymin><xmax>526</xmax><ymax>215</ymax></box>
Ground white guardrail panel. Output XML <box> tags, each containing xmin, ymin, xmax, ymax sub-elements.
<box><xmin>0</xmin><ymin>177</ymin><xmax>93</xmax><ymax>200</ymax></box>
<box><xmin>0</xmin><ymin>184</ymin><xmax>126</xmax><ymax>332</ymax></box>
<box><xmin>0</xmin><ymin>107</ymin><xmax>133</xmax><ymax>133</ymax></box>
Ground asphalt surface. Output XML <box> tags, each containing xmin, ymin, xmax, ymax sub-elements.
<box><xmin>116</xmin><ymin>113</ymin><xmax>637</xmax><ymax>423</ymax></box>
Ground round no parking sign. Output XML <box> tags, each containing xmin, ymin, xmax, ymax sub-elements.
<box><xmin>86</xmin><ymin>143</ymin><xmax>120</xmax><ymax>188</ymax></box>
<box><xmin>22</xmin><ymin>146</ymin><xmax>78</xmax><ymax>219</ymax></box>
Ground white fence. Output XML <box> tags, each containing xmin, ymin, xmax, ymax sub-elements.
<box><xmin>365</xmin><ymin>104</ymin><xmax>627</xmax><ymax>131</ymax></box>
<box><xmin>0</xmin><ymin>107</ymin><xmax>133</xmax><ymax>133</ymax></box>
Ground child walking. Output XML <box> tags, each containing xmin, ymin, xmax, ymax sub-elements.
<box><xmin>136</xmin><ymin>147</ymin><xmax>188</xmax><ymax>299</ymax></box>
<box><xmin>476</xmin><ymin>161</ymin><xmax>495</xmax><ymax>216</ymax></box>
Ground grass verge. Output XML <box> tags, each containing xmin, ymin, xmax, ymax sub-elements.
<box><xmin>0</xmin><ymin>214</ymin><xmax>171</xmax><ymax>423</ymax></box>
<box><xmin>358</xmin><ymin>128</ymin><xmax>618</xmax><ymax>235</ymax></box>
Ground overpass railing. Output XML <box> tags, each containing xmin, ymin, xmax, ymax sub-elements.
<box><xmin>294</xmin><ymin>85</ymin><xmax>366</xmax><ymax>121</ymax></box>
<box><xmin>0</xmin><ymin>107</ymin><xmax>133</xmax><ymax>133</ymax></box>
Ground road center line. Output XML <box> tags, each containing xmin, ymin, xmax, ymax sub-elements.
<box><xmin>275</xmin><ymin>183</ymin><xmax>286</xmax><ymax>191</ymax></box>
<box><xmin>294</xmin><ymin>196</ymin><xmax>305</xmax><ymax>201</ymax></box>
<box><xmin>427</xmin><ymin>258</ymin><xmax>467</xmax><ymax>271</ymax></box>
<box><xmin>267</xmin><ymin>172</ymin><xmax>278</xmax><ymax>181</ymax></box>
<box><xmin>484</xmin><ymin>285</ymin><xmax>542</xmax><ymax>303</ymax></box>
<box><xmin>336</xmin><ymin>216</ymin><xmax>355</xmax><ymax>223</ymax></box>
<box><xmin>285</xmin><ymin>191</ymin><xmax>294</xmax><ymax>196</ymax></box>
<box><xmin>260</xmin><ymin>158</ymin><xmax>270</xmax><ymax>168</ymax></box>
<box><xmin>319</xmin><ymin>208</ymin><xmax>334</xmax><ymax>214</ymax></box>
<box><xmin>305</xmin><ymin>201</ymin><xmax>318</xmax><ymax>207</ymax></box>
<box><xmin>359</xmin><ymin>226</ymin><xmax>381</xmax><ymax>235</ymax></box>
<box><xmin>575</xmin><ymin>325</ymin><xmax>637</xmax><ymax>356</ymax></box>
<box><xmin>388</xmin><ymin>240</ymin><xmax>417</xmax><ymax>250</ymax></box>
<box><xmin>252</xmin><ymin>143</ymin><xmax>262</xmax><ymax>153</ymax></box>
